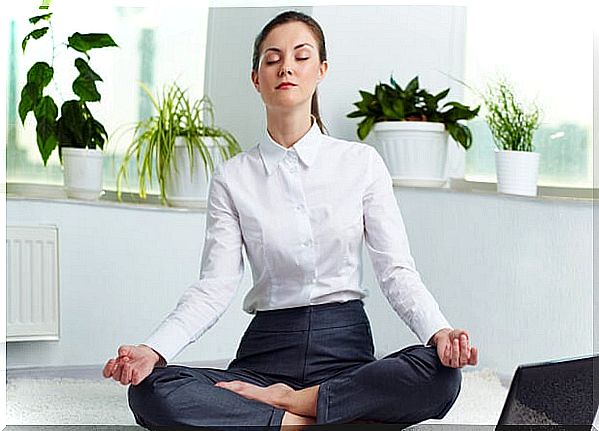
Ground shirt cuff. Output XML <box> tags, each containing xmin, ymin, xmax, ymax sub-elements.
<box><xmin>141</xmin><ymin>321</ymin><xmax>193</xmax><ymax>365</ymax></box>
<box><xmin>413</xmin><ymin>310</ymin><xmax>453</xmax><ymax>347</ymax></box>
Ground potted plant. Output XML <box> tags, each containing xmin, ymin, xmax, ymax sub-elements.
<box><xmin>347</xmin><ymin>75</ymin><xmax>479</xmax><ymax>186</ymax></box>
<box><xmin>18</xmin><ymin>9</ymin><xmax>118</xmax><ymax>200</ymax></box>
<box><xmin>115</xmin><ymin>83</ymin><xmax>242</xmax><ymax>207</ymax></box>
<box><xmin>482</xmin><ymin>77</ymin><xmax>542</xmax><ymax>197</ymax></box>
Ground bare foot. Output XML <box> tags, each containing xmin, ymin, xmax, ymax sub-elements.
<box><xmin>214</xmin><ymin>380</ymin><xmax>295</xmax><ymax>410</ymax></box>
<box><xmin>282</xmin><ymin>411</ymin><xmax>316</xmax><ymax>430</ymax></box>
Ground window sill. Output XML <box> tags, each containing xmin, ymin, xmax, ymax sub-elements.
<box><xmin>4</xmin><ymin>178</ymin><xmax>595</xmax><ymax>211</ymax></box>
<box><xmin>394</xmin><ymin>178</ymin><xmax>595</xmax><ymax>203</ymax></box>
<box><xmin>4</xmin><ymin>183</ymin><xmax>207</xmax><ymax>213</ymax></box>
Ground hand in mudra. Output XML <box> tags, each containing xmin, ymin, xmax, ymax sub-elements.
<box><xmin>102</xmin><ymin>344</ymin><xmax>162</xmax><ymax>386</ymax></box>
<box><xmin>433</xmin><ymin>328</ymin><xmax>478</xmax><ymax>368</ymax></box>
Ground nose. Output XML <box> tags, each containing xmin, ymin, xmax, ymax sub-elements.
<box><xmin>279</xmin><ymin>65</ymin><xmax>292</xmax><ymax>76</ymax></box>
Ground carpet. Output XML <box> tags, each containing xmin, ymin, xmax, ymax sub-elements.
<box><xmin>6</xmin><ymin>368</ymin><xmax>508</xmax><ymax>426</ymax></box>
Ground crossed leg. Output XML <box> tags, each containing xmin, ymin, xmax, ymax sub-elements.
<box><xmin>218</xmin><ymin>344</ymin><xmax>462</xmax><ymax>425</ymax></box>
<box><xmin>127</xmin><ymin>365</ymin><xmax>293</xmax><ymax>429</ymax></box>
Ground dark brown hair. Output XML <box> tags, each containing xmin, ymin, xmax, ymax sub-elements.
<box><xmin>252</xmin><ymin>10</ymin><xmax>328</xmax><ymax>134</ymax></box>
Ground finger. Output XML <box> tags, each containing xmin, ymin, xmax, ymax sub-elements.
<box><xmin>103</xmin><ymin>359</ymin><xmax>115</xmax><ymax>378</ymax></box>
<box><xmin>443</xmin><ymin>344</ymin><xmax>450</xmax><ymax>366</ymax></box>
<box><xmin>131</xmin><ymin>368</ymin><xmax>140</xmax><ymax>386</ymax></box>
<box><xmin>452</xmin><ymin>338</ymin><xmax>460</xmax><ymax>368</ymax></box>
<box><xmin>118</xmin><ymin>345</ymin><xmax>132</xmax><ymax>358</ymax></box>
<box><xmin>438</xmin><ymin>344</ymin><xmax>446</xmax><ymax>366</ymax></box>
<box><xmin>111</xmin><ymin>358</ymin><xmax>122</xmax><ymax>376</ymax></box>
<box><xmin>113</xmin><ymin>362</ymin><xmax>124</xmax><ymax>381</ymax></box>
<box><xmin>460</xmin><ymin>334</ymin><xmax>469</xmax><ymax>366</ymax></box>
<box><xmin>120</xmin><ymin>362</ymin><xmax>131</xmax><ymax>385</ymax></box>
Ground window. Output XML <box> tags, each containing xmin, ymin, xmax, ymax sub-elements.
<box><xmin>5</xmin><ymin>1</ymin><xmax>209</xmax><ymax>194</ymax></box>
<box><xmin>463</xmin><ymin>3</ymin><xmax>592</xmax><ymax>188</ymax></box>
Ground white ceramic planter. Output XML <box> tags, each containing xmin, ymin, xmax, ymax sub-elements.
<box><xmin>372</xmin><ymin>121</ymin><xmax>448</xmax><ymax>187</ymax></box>
<box><xmin>164</xmin><ymin>136</ymin><xmax>225</xmax><ymax>208</ymax></box>
<box><xmin>61</xmin><ymin>147</ymin><xmax>104</xmax><ymax>200</ymax></box>
<box><xmin>495</xmin><ymin>149</ymin><xmax>540</xmax><ymax>197</ymax></box>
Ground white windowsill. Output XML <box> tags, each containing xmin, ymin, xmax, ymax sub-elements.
<box><xmin>3</xmin><ymin>179</ymin><xmax>595</xmax><ymax>212</ymax></box>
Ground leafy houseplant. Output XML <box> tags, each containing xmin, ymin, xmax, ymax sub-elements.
<box><xmin>115</xmin><ymin>83</ymin><xmax>242</xmax><ymax>206</ymax></box>
<box><xmin>347</xmin><ymin>75</ymin><xmax>479</xmax><ymax>186</ymax></box>
<box><xmin>18</xmin><ymin>11</ymin><xmax>118</xmax><ymax>165</ymax></box>
<box><xmin>347</xmin><ymin>75</ymin><xmax>479</xmax><ymax>150</ymax></box>
<box><xmin>482</xmin><ymin>78</ymin><xmax>543</xmax><ymax>197</ymax></box>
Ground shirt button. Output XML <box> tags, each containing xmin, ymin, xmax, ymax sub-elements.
<box><xmin>295</xmin><ymin>204</ymin><xmax>303</xmax><ymax>211</ymax></box>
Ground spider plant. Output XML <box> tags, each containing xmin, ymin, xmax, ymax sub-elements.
<box><xmin>115</xmin><ymin>83</ymin><xmax>242</xmax><ymax>205</ymax></box>
<box><xmin>482</xmin><ymin>77</ymin><xmax>541</xmax><ymax>152</ymax></box>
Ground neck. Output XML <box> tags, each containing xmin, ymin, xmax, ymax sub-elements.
<box><xmin>266</xmin><ymin>108</ymin><xmax>314</xmax><ymax>149</ymax></box>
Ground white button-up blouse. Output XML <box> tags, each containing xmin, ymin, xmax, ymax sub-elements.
<box><xmin>143</xmin><ymin>119</ymin><xmax>452</xmax><ymax>363</ymax></box>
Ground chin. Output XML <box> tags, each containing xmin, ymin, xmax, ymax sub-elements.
<box><xmin>269</xmin><ymin>95</ymin><xmax>310</xmax><ymax>109</ymax></box>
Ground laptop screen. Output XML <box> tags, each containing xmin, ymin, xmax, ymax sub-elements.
<box><xmin>497</xmin><ymin>354</ymin><xmax>599</xmax><ymax>427</ymax></box>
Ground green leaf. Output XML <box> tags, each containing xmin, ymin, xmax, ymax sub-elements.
<box><xmin>35</xmin><ymin>118</ymin><xmax>58</xmax><ymax>166</ymax></box>
<box><xmin>26</xmin><ymin>61</ymin><xmax>53</xmax><ymax>89</ymax></box>
<box><xmin>22</xmin><ymin>27</ymin><xmax>49</xmax><ymax>53</ymax></box>
<box><xmin>446</xmin><ymin>122</ymin><xmax>473</xmax><ymax>150</ymax></box>
<box><xmin>28</xmin><ymin>13</ymin><xmax>52</xmax><ymax>24</ymax></box>
<box><xmin>72</xmin><ymin>58</ymin><xmax>102</xmax><ymax>102</ymax></box>
<box><xmin>358</xmin><ymin>90</ymin><xmax>375</xmax><ymax>105</ymax></box>
<box><xmin>375</xmin><ymin>84</ymin><xmax>385</xmax><ymax>105</ymax></box>
<box><xmin>67</xmin><ymin>32</ymin><xmax>118</xmax><ymax>56</ymax></box>
<box><xmin>74</xmin><ymin>58</ymin><xmax>102</xmax><ymax>80</ymax></box>
<box><xmin>442</xmin><ymin>101</ymin><xmax>470</xmax><ymax>111</ymax></box>
<box><xmin>434</xmin><ymin>88</ymin><xmax>449</xmax><ymax>100</ymax></box>
<box><xmin>405</xmin><ymin>76</ymin><xmax>419</xmax><ymax>94</ymax></box>
<box><xmin>392</xmin><ymin>99</ymin><xmax>405</xmax><ymax>118</ymax></box>
<box><xmin>34</xmin><ymin>96</ymin><xmax>59</xmax><ymax>166</ymax></box>
<box><xmin>57</xmin><ymin>100</ymin><xmax>86</xmax><ymax>145</ymax></box>
<box><xmin>89</xmin><ymin>118</ymin><xmax>107</xmax><ymax>150</ymax></box>
<box><xmin>33</xmin><ymin>95</ymin><xmax>58</xmax><ymax>121</ymax></box>
<box><xmin>381</xmin><ymin>102</ymin><xmax>396</xmax><ymax>119</ymax></box>
<box><xmin>347</xmin><ymin>110</ymin><xmax>366</xmax><ymax>118</ymax></box>
<box><xmin>357</xmin><ymin>116</ymin><xmax>375</xmax><ymax>140</ymax></box>
<box><xmin>443</xmin><ymin>103</ymin><xmax>480</xmax><ymax>122</ymax></box>
<box><xmin>18</xmin><ymin>82</ymin><xmax>41</xmax><ymax>124</ymax></box>
<box><xmin>390</xmin><ymin>74</ymin><xmax>402</xmax><ymax>91</ymax></box>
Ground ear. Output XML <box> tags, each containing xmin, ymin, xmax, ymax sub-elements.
<box><xmin>317</xmin><ymin>60</ymin><xmax>329</xmax><ymax>83</ymax></box>
<box><xmin>251</xmin><ymin>70</ymin><xmax>260</xmax><ymax>93</ymax></box>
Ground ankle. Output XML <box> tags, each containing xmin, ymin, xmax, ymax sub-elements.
<box><xmin>281</xmin><ymin>411</ymin><xmax>316</xmax><ymax>429</ymax></box>
<box><xmin>279</xmin><ymin>386</ymin><xmax>296</xmax><ymax>411</ymax></box>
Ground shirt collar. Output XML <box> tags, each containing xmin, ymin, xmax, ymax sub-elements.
<box><xmin>259</xmin><ymin>116</ymin><xmax>322</xmax><ymax>176</ymax></box>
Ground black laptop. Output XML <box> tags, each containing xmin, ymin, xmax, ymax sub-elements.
<box><xmin>495</xmin><ymin>353</ymin><xmax>599</xmax><ymax>430</ymax></box>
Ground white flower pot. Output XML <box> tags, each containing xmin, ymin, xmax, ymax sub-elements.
<box><xmin>495</xmin><ymin>149</ymin><xmax>540</xmax><ymax>197</ymax></box>
<box><xmin>164</xmin><ymin>136</ymin><xmax>226</xmax><ymax>208</ymax></box>
<box><xmin>61</xmin><ymin>147</ymin><xmax>104</xmax><ymax>200</ymax></box>
<box><xmin>372</xmin><ymin>121</ymin><xmax>448</xmax><ymax>187</ymax></box>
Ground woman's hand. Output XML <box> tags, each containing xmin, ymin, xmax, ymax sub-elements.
<box><xmin>431</xmin><ymin>328</ymin><xmax>478</xmax><ymax>368</ymax></box>
<box><xmin>102</xmin><ymin>344</ymin><xmax>164</xmax><ymax>386</ymax></box>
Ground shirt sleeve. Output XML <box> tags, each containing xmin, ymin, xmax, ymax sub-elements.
<box><xmin>141</xmin><ymin>162</ymin><xmax>245</xmax><ymax>363</ymax></box>
<box><xmin>362</xmin><ymin>146</ymin><xmax>452</xmax><ymax>346</ymax></box>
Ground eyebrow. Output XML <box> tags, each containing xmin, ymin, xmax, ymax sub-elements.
<box><xmin>263</xmin><ymin>43</ymin><xmax>314</xmax><ymax>54</ymax></box>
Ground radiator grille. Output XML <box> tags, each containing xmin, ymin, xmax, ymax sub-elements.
<box><xmin>6</xmin><ymin>226</ymin><xmax>60</xmax><ymax>341</ymax></box>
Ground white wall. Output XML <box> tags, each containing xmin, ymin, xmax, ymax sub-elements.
<box><xmin>6</xmin><ymin>190</ymin><xmax>593</xmax><ymax>378</ymax></box>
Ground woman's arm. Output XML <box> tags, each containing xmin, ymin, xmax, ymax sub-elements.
<box><xmin>362</xmin><ymin>146</ymin><xmax>452</xmax><ymax>347</ymax></box>
<box><xmin>142</xmin><ymin>162</ymin><xmax>245</xmax><ymax>364</ymax></box>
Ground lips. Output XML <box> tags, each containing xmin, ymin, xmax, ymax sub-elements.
<box><xmin>276</xmin><ymin>82</ymin><xmax>297</xmax><ymax>89</ymax></box>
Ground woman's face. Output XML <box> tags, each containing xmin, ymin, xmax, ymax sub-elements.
<box><xmin>252</xmin><ymin>21</ymin><xmax>328</xmax><ymax>113</ymax></box>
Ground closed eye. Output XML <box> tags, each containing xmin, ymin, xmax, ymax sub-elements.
<box><xmin>266</xmin><ymin>58</ymin><xmax>310</xmax><ymax>64</ymax></box>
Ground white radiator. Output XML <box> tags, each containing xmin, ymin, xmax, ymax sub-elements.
<box><xmin>6</xmin><ymin>226</ymin><xmax>60</xmax><ymax>341</ymax></box>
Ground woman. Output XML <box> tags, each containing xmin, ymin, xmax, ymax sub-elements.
<box><xmin>103</xmin><ymin>10</ymin><xmax>478</xmax><ymax>429</ymax></box>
